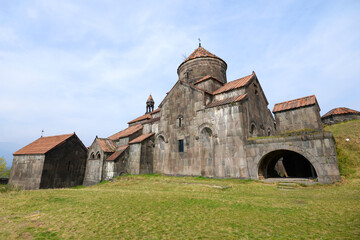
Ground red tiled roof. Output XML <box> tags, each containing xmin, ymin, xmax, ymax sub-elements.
<box><xmin>108</xmin><ymin>124</ymin><xmax>143</xmax><ymax>140</ymax></box>
<box><xmin>14</xmin><ymin>134</ymin><xmax>74</xmax><ymax>155</ymax></box>
<box><xmin>96</xmin><ymin>138</ymin><xmax>117</xmax><ymax>153</ymax></box>
<box><xmin>194</xmin><ymin>75</ymin><xmax>224</xmax><ymax>85</ymax></box>
<box><xmin>273</xmin><ymin>95</ymin><xmax>317</xmax><ymax>113</ymax></box>
<box><xmin>128</xmin><ymin>114</ymin><xmax>151</xmax><ymax>124</ymax></box>
<box><xmin>322</xmin><ymin>107</ymin><xmax>360</xmax><ymax>118</ymax></box>
<box><xmin>180</xmin><ymin>46</ymin><xmax>225</xmax><ymax>67</ymax></box>
<box><xmin>106</xmin><ymin>145</ymin><xmax>129</xmax><ymax>161</ymax></box>
<box><xmin>212</xmin><ymin>72</ymin><xmax>255</xmax><ymax>95</ymax></box>
<box><xmin>147</xmin><ymin>117</ymin><xmax>160</xmax><ymax>123</ymax></box>
<box><xmin>150</xmin><ymin>108</ymin><xmax>160</xmax><ymax>115</ymax></box>
<box><xmin>206</xmin><ymin>94</ymin><xmax>248</xmax><ymax>108</ymax></box>
<box><xmin>129</xmin><ymin>133</ymin><xmax>155</xmax><ymax>144</ymax></box>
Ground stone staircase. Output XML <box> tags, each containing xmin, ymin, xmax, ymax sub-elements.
<box><xmin>262</xmin><ymin>178</ymin><xmax>318</xmax><ymax>190</ymax></box>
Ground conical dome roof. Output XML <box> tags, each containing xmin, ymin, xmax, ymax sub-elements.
<box><xmin>147</xmin><ymin>94</ymin><xmax>154</xmax><ymax>102</ymax></box>
<box><xmin>178</xmin><ymin>45</ymin><xmax>226</xmax><ymax>69</ymax></box>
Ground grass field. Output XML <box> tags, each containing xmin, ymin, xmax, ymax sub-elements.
<box><xmin>0</xmin><ymin>120</ymin><xmax>359</xmax><ymax>239</ymax></box>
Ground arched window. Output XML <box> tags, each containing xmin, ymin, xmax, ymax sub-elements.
<box><xmin>250</xmin><ymin>123</ymin><xmax>257</xmax><ymax>137</ymax></box>
<box><xmin>90</xmin><ymin>152</ymin><xmax>95</xmax><ymax>159</ymax></box>
<box><xmin>253</xmin><ymin>83</ymin><xmax>259</xmax><ymax>96</ymax></box>
<box><xmin>267</xmin><ymin>128</ymin><xmax>271</xmax><ymax>136</ymax></box>
<box><xmin>96</xmin><ymin>152</ymin><xmax>101</xmax><ymax>159</ymax></box>
<box><xmin>177</xmin><ymin>115</ymin><xmax>184</xmax><ymax>128</ymax></box>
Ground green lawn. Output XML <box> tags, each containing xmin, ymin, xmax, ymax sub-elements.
<box><xmin>1</xmin><ymin>120</ymin><xmax>359</xmax><ymax>239</ymax></box>
<box><xmin>1</xmin><ymin>175</ymin><xmax>359</xmax><ymax>239</ymax></box>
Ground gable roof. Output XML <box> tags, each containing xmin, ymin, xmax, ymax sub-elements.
<box><xmin>150</xmin><ymin>108</ymin><xmax>160</xmax><ymax>115</ymax></box>
<box><xmin>106</xmin><ymin>145</ymin><xmax>129</xmax><ymax>161</ymax></box>
<box><xmin>108</xmin><ymin>124</ymin><xmax>143</xmax><ymax>140</ymax></box>
<box><xmin>194</xmin><ymin>75</ymin><xmax>224</xmax><ymax>86</ymax></box>
<box><xmin>14</xmin><ymin>134</ymin><xmax>74</xmax><ymax>155</ymax></box>
<box><xmin>273</xmin><ymin>95</ymin><xmax>318</xmax><ymax>113</ymax></box>
<box><xmin>206</xmin><ymin>94</ymin><xmax>248</xmax><ymax>109</ymax></box>
<box><xmin>129</xmin><ymin>133</ymin><xmax>155</xmax><ymax>144</ymax></box>
<box><xmin>128</xmin><ymin>113</ymin><xmax>152</xmax><ymax>124</ymax></box>
<box><xmin>322</xmin><ymin>107</ymin><xmax>360</xmax><ymax>118</ymax></box>
<box><xmin>212</xmin><ymin>72</ymin><xmax>255</xmax><ymax>95</ymax></box>
<box><xmin>178</xmin><ymin>46</ymin><xmax>226</xmax><ymax>70</ymax></box>
<box><xmin>159</xmin><ymin>79</ymin><xmax>212</xmax><ymax>107</ymax></box>
<box><xmin>96</xmin><ymin>138</ymin><xmax>117</xmax><ymax>153</ymax></box>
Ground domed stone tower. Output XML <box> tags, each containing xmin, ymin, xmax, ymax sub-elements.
<box><xmin>177</xmin><ymin>43</ymin><xmax>227</xmax><ymax>85</ymax></box>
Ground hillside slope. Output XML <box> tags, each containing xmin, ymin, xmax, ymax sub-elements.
<box><xmin>324</xmin><ymin>119</ymin><xmax>360</xmax><ymax>178</ymax></box>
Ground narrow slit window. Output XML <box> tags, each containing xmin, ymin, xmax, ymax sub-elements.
<box><xmin>179</xmin><ymin>139</ymin><xmax>184</xmax><ymax>152</ymax></box>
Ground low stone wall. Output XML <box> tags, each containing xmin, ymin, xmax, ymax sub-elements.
<box><xmin>245</xmin><ymin>132</ymin><xmax>340</xmax><ymax>183</ymax></box>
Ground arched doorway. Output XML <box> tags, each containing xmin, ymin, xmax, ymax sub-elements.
<box><xmin>258</xmin><ymin>150</ymin><xmax>317</xmax><ymax>179</ymax></box>
<box><xmin>200</xmin><ymin>127</ymin><xmax>214</xmax><ymax>177</ymax></box>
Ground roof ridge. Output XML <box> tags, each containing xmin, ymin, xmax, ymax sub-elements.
<box><xmin>212</xmin><ymin>72</ymin><xmax>255</xmax><ymax>95</ymax></box>
<box><xmin>13</xmin><ymin>133</ymin><xmax>75</xmax><ymax>155</ymax></box>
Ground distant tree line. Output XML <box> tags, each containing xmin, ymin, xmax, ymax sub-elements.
<box><xmin>0</xmin><ymin>157</ymin><xmax>10</xmax><ymax>177</ymax></box>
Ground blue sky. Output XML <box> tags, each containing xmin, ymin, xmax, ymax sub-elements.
<box><xmin>1</xmin><ymin>0</ymin><xmax>359</xmax><ymax>166</ymax></box>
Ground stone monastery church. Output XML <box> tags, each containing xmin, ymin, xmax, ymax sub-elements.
<box><xmin>82</xmin><ymin>44</ymin><xmax>340</xmax><ymax>185</ymax></box>
<box><xmin>10</xmin><ymin>44</ymin><xmax>342</xmax><ymax>190</ymax></box>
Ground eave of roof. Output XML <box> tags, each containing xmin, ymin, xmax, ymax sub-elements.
<box><xmin>322</xmin><ymin>107</ymin><xmax>360</xmax><ymax>118</ymax></box>
<box><xmin>273</xmin><ymin>95</ymin><xmax>318</xmax><ymax>113</ymax></box>
<box><xmin>108</xmin><ymin>124</ymin><xmax>143</xmax><ymax>140</ymax></box>
<box><xmin>158</xmin><ymin>79</ymin><xmax>212</xmax><ymax>108</ymax></box>
<box><xmin>206</xmin><ymin>94</ymin><xmax>248</xmax><ymax>109</ymax></box>
<box><xmin>212</xmin><ymin>72</ymin><xmax>255</xmax><ymax>95</ymax></box>
<box><xmin>106</xmin><ymin>145</ymin><xmax>129</xmax><ymax>161</ymax></box>
<box><xmin>177</xmin><ymin>46</ymin><xmax>227</xmax><ymax>71</ymax></box>
<box><xmin>96</xmin><ymin>138</ymin><xmax>117</xmax><ymax>153</ymax></box>
<box><xmin>129</xmin><ymin>133</ymin><xmax>155</xmax><ymax>144</ymax></box>
<box><xmin>194</xmin><ymin>75</ymin><xmax>224</xmax><ymax>86</ymax></box>
<box><xmin>13</xmin><ymin>133</ymin><xmax>74</xmax><ymax>155</ymax></box>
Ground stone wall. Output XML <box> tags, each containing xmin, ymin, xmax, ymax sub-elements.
<box><xmin>322</xmin><ymin>114</ymin><xmax>360</xmax><ymax>125</ymax></box>
<box><xmin>103</xmin><ymin>151</ymin><xmax>129</xmax><ymax>180</ymax></box>
<box><xmin>177</xmin><ymin>57</ymin><xmax>227</xmax><ymax>85</ymax></box>
<box><xmin>41</xmin><ymin>135</ymin><xmax>87</xmax><ymax>188</ymax></box>
<box><xmin>245</xmin><ymin>132</ymin><xmax>340</xmax><ymax>183</ymax></box>
<box><xmin>83</xmin><ymin>140</ymin><xmax>106</xmax><ymax>186</ymax></box>
<box><xmin>274</xmin><ymin>105</ymin><xmax>323</xmax><ymax>133</ymax></box>
<box><xmin>127</xmin><ymin>143</ymin><xmax>141</xmax><ymax>174</ymax></box>
<box><xmin>9</xmin><ymin>154</ymin><xmax>45</xmax><ymax>190</ymax></box>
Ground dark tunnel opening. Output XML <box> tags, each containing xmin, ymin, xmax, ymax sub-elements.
<box><xmin>258</xmin><ymin>150</ymin><xmax>317</xmax><ymax>179</ymax></box>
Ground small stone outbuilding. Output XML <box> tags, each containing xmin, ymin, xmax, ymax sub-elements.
<box><xmin>321</xmin><ymin>107</ymin><xmax>360</xmax><ymax>125</ymax></box>
<box><xmin>10</xmin><ymin>133</ymin><xmax>87</xmax><ymax>190</ymax></box>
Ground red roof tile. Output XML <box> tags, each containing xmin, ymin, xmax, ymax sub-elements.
<box><xmin>150</xmin><ymin>108</ymin><xmax>160</xmax><ymax>115</ymax></box>
<box><xmin>212</xmin><ymin>72</ymin><xmax>255</xmax><ymax>95</ymax></box>
<box><xmin>206</xmin><ymin>94</ymin><xmax>248</xmax><ymax>108</ymax></box>
<box><xmin>322</xmin><ymin>107</ymin><xmax>360</xmax><ymax>118</ymax></box>
<box><xmin>179</xmin><ymin>46</ymin><xmax>225</xmax><ymax>68</ymax></box>
<box><xmin>194</xmin><ymin>75</ymin><xmax>224</xmax><ymax>85</ymax></box>
<box><xmin>106</xmin><ymin>145</ymin><xmax>129</xmax><ymax>161</ymax></box>
<box><xmin>14</xmin><ymin>134</ymin><xmax>74</xmax><ymax>155</ymax></box>
<box><xmin>128</xmin><ymin>114</ymin><xmax>151</xmax><ymax>124</ymax></box>
<box><xmin>273</xmin><ymin>95</ymin><xmax>317</xmax><ymax>113</ymax></box>
<box><xmin>108</xmin><ymin>125</ymin><xmax>143</xmax><ymax>140</ymax></box>
<box><xmin>129</xmin><ymin>133</ymin><xmax>155</xmax><ymax>144</ymax></box>
<box><xmin>96</xmin><ymin>138</ymin><xmax>117</xmax><ymax>153</ymax></box>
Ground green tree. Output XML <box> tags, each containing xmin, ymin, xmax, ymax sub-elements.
<box><xmin>0</xmin><ymin>157</ymin><xmax>10</xmax><ymax>177</ymax></box>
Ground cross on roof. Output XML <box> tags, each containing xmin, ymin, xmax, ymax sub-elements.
<box><xmin>198</xmin><ymin>38</ymin><xmax>201</xmax><ymax>47</ymax></box>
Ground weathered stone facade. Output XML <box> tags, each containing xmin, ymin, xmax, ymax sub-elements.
<box><xmin>83</xmin><ymin>44</ymin><xmax>341</xmax><ymax>184</ymax></box>
<box><xmin>321</xmin><ymin>107</ymin><xmax>360</xmax><ymax>125</ymax></box>
<box><xmin>10</xmin><ymin>134</ymin><xmax>87</xmax><ymax>190</ymax></box>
